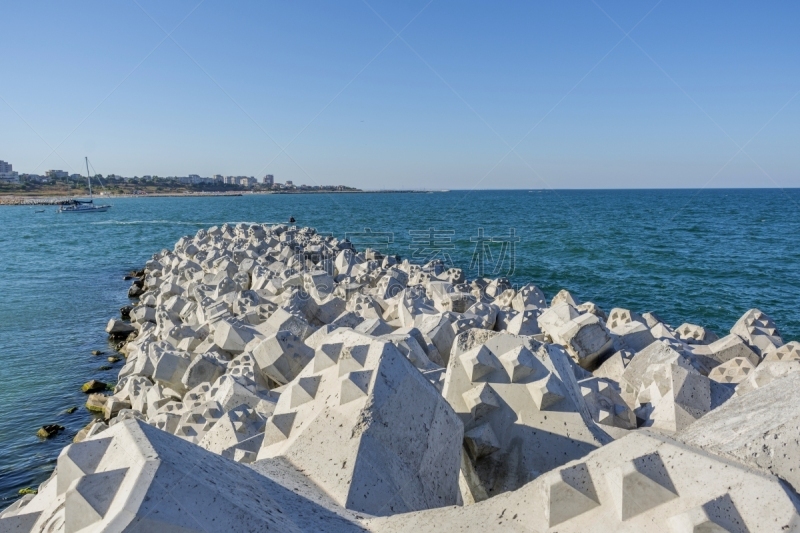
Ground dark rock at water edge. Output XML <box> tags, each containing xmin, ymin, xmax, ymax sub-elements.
<box><xmin>81</xmin><ymin>380</ymin><xmax>107</xmax><ymax>393</ymax></box>
<box><xmin>128</xmin><ymin>278</ymin><xmax>145</xmax><ymax>298</ymax></box>
<box><xmin>36</xmin><ymin>425</ymin><xmax>64</xmax><ymax>439</ymax></box>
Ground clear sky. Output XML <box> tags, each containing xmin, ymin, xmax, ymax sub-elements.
<box><xmin>1</xmin><ymin>1</ymin><xmax>798</xmax><ymax>190</ymax></box>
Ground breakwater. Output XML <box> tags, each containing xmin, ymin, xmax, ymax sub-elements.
<box><xmin>0</xmin><ymin>196</ymin><xmax>76</xmax><ymax>206</ymax></box>
<box><xmin>3</xmin><ymin>219</ymin><xmax>800</xmax><ymax>531</ymax></box>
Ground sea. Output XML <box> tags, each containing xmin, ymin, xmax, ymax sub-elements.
<box><xmin>1</xmin><ymin>189</ymin><xmax>799</xmax><ymax>509</ymax></box>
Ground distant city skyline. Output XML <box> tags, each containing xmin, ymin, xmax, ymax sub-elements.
<box><xmin>0</xmin><ymin>160</ymin><xmax>275</xmax><ymax>182</ymax></box>
<box><xmin>1</xmin><ymin>2</ymin><xmax>798</xmax><ymax>190</ymax></box>
<box><xmin>0</xmin><ymin>158</ymin><xmax>294</xmax><ymax>187</ymax></box>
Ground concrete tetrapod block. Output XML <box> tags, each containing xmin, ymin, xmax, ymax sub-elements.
<box><xmin>633</xmin><ymin>360</ymin><xmax>711</xmax><ymax>433</ymax></box>
<box><xmin>679</xmin><ymin>370</ymin><xmax>800</xmax><ymax>496</ymax></box>
<box><xmin>441</xmin><ymin>332</ymin><xmax>611</xmax><ymax>498</ymax></box>
<box><xmin>304</xmin><ymin>324</ymin><xmax>339</xmax><ymax>350</ymax></box>
<box><xmin>151</xmin><ymin>350</ymin><xmax>192</xmax><ymax>394</ymax></box>
<box><xmin>213</xmin><ymin>318</ymin><xmax>257</xmax><ymax>354</ymax></box>
<box><xmin>449</xmin><ymin>329</ymin><xmax>500</xmax><ymax>360</ymax></box>
<box><xmin>674</xmin><ymin>323</ymin><xmax>719</xmax><ymax>345</ymax></box>
<box><xmin>734</xmin><ymin>359</ymin><xmax>800</xmax><ymax>396</ymax></box>
<box><xmin>225</xmin><ymin>352</ymin><xmax>271</xmax><ymax>391</ymax></box>
<box><xmin>311</xmin><ymin>295</ymin><xmax>347</xmax><ymax>324</ymax></box>
<box><xmin>762</xmin><ymin>340</ymin><xmax>800</xmax><ymax>363</ymax></box>
<box><xmin>555</xmin><ymin>313</ymin><xmax>613</xmax><ymax>369</ymax></box>
<box><xmin>199</xmin><ymin>405</ymin><xmax>267</xmax><ymax>460</ymax></box>
<box><xmin>707</xmin><ymin>357</ymin><xmax>756</xmax><ymax>384</ymax></box>
<box><xmin>493</xmin><ymin>307</ymin><xmax>517</xmax><ymax>332</ymax></box>
<box><xmin>256</xmin><ymin>329</ymin><xmax>463</xmax><ymax>516</ymax></box>
<box><xmin>174</xmin><ymin>400</ymin><xmax>224</xmax><ymax>443</ymax></box>
<box><xmin>262</xmin><ymin>307</ymin><xmax>316</xmax><ymax>341</ymax></box>
<box><xmin>180</xmin><ymin>353</ymin><xmax>226</xmax><ymax>391</ymax></box>
<box><xmin>105</xmin><ymin>318</ymin><xmax>135</xmax><ymax>337</ymax></box>
<box><xmin>551</xmin><ymin>289</ymin><xmax>578</xmax><ymax>307</ymax></box>
<box><xmin>593</xmin><ymin>349</ymin><xmax>634</xmax><ymax>383</ymax></box>
<box><xmin>378</xmin><ymin>331</ymin><xmax>440</xmax><ymax>372</ymax></box>
<box><xmin>464</xmin><ymin>302</ymin><xmax>499</xmax><ymax>330</ymax></box>
<box><xmin>504</xmin><ymin>308</ymin><xmax>541</xmax><ymax>336</ymax></box>
<box><xmin>510</xmin><ymin>283</ymin><xmax>547</xmax><ymax>311</ymax></box>
<box><xmin>0</xmin><ymin>418</ymin><xmax>367</xmax><ymax>532</ymax></box>
<box><xmin>611</xmin><ymin>321</ymin><xmax>656</xmax><ymax>353</ymax></box>
<box><xmin>354</xmin><ymin>317</ymin><xmax>395</xmax><ymax>337</ymax></box>
<box><xmin>437</xmin><ymin>292</ymin><xmax>477</xmax><ymax>314</ymax></box>
<box><xmin>304</xmin><ymin>270</ymin><xmax>335</xmax><ymax>300</ymax></box>
<box><xmin>606</xmin><ymin>308</ymin><xmax>646</xmax><ymax>331</ymax></box>
<box><xmin>620</xmin><ymin>342</ymin><xmax>711</xmax><ymax>433</ymax></box>
<box><xmin>365</xmin><ymin>430</ymin><xmax>800</xmax><ymax>532</ymax></box>
<box><xmin>251</xmin><ymin>330</ymin><xmax>315</xmax><ymax>385</ymax></box>
<box><xmin>537</xmin><ymin>302</ymin><xmax>579</xmax><ymax>340</ymax></box>
<box><xmin>578</xmin><ymin>377</ymin><xmax>636</xmax><ymax>432</ymax></box>
<box><xmin>417</xmin><ymin>313</ymin><xmax>457</xmax><ymax>365</ymax></box>
<box><xmin>576</xmin><ymin>301</ymin><xmax>607</xmax><ymax>320</ymax></box>
<box><xmin>347</xmin><ymin>293</ymin><xmax>384</xmax><ymax>318</ymax></box>
<box><xmin>103</xmin><ymin>397</ymin><xmax>132</xmax><ymax>420</ymax></box>
<box><xmin>145</xmin><ymin>382</ymin><xmax>181</xmax><ymax>412</ymax></box>
<box><xmin>130</xmin><ymin>305</ymin><xmax>156</xmax><ymax>325</ymax></box>
<box><xmin>206</xmin><ymin>374</ymin><xmax>278</xmax><ymax>415</ymax></box>
<box><xmin>619</xmin><ymin>341</ymin><xmax>685</xmax><ymax>405</ymax></box>
<box><xmin>705</xmin><ymin>333</ymin><xmax>760</xmax><ymax>366</ymax></box>
<box><xmin>730</xmin><ymin>308</ymin><xmax>783</xmax><ymax>358</ymax></box>
<box><xmin>492</xmin><ymin>288</ymin><xmax>517</xmax><ymax>310</ymax></box>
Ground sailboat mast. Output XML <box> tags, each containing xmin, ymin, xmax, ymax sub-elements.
<box><xmin>85</xmin><ymin>157</ymin><xmax>92</xmax><ymax>198</ymax></box>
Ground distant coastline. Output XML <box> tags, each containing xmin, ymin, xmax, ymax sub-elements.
<box><xmin>0</xmin><ymin>189</ymin><xmax>430</xmax><ymax>206</ymax></box>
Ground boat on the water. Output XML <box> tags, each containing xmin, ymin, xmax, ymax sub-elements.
<box><xmin>58</xmin><ymin>199</ymin><xmax>110</xmax><ymax>213</ymax></box>
<box><xmin>57</xmin><ymin>157</ymin><xmax>111</xmax><ymax>214</ymax></box>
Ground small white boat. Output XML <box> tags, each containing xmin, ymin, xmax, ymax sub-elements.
<box><xmin>58</xmin><ymin>157</ymin><xmax>111</xmax><ymax>214</ymax></box>
<box><xmin>58</xmin><ymin>200</ymin><xmax>110</xmax><ymax>213</ymax></box>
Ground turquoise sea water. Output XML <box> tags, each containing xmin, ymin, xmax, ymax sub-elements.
<box><xmin>1</xmin><ymin>189</ymin><xmax>799</xmax><ymax>508</ymax></box>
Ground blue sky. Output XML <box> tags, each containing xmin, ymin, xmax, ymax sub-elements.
<box><xmin>1</xmin><ymin>1</ymin><xmax>798</xmax><ymax>189</ymax></box>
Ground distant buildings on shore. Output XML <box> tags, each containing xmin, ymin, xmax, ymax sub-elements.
<box><xmin>0</xmin><ymin>160</ymin><xmax>19</xmax><ymax>183</ymax></box>
<box><xmin>0</xmin><ymin>160</ymin><xmax>357</xmax><ymax>191</ymax></box>
<box><xmin>46</xmin><ymin>169</ymin><xmax>69</xmax><ymax>179</ymax></box>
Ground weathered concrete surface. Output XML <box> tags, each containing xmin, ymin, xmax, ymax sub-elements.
<box><xmin>366</xmin><ymin>431</ymin><xmax>800</xmax><ymax>532</ymax></box>
<box><xmin>0</xmin><ymin>418</ymin><xmax>367</xmax><ymax>532</ymax></box>
<box><xmin>442</xmin><ymin>332</ymin><xmax>611</xmax><ymax>497</ymax></box>
<box><xmin>680</xmin><ymin>370</ymin><xmax>800</xmax><ymax>494</ymax></box>
<box><xmin>256</xmin><ymin>330</ymin><xmax>463</xmax><ymax>516</ymax></box>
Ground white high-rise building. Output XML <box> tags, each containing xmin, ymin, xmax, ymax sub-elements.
<box><xmin>45</xmin><ymin>170</ymin><xmax>69</xmax><ymax>179</ymax></box>
<box><xmin>263</xmin><ymin>174</ymin><xmax>274</xmax><ymax>186</ymax></box>
<box><xmin>0</xmin><ymin>160</ymin><xmax>19</xmax><ymax>182</ymax></box>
